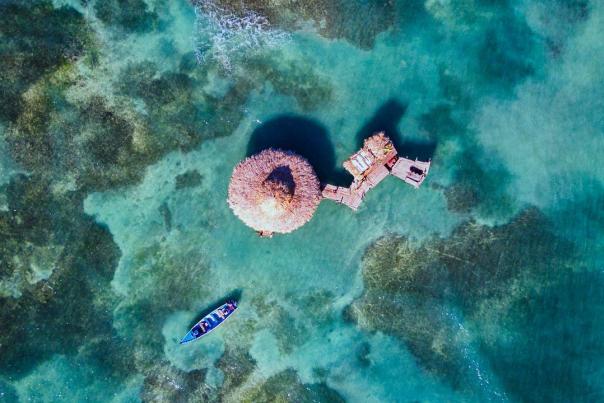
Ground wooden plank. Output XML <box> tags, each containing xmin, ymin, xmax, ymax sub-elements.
<box><xmin>324</xmin><ymin>133</ymin><xmax>430</xmax><ymax>210</ymax></box>
<box><xmin>365</xmin><ymin>164</ymin><xmax>389</xmax><ymax>186</ymax></box>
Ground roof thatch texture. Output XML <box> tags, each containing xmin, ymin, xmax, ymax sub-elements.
<box><xmin>227</xmin><ymin>149</ymin><xmax>321</xmax><ymax>235</ymax></box>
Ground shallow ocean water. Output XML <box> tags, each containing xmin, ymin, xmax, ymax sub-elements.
<box><xmin>1</xmin><ymin>0</ymin><xmax>603</xmax><ymax>402</ymax></box>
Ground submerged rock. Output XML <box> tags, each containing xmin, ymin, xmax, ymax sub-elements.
<box><xmin>94</xmin><ymin>0</ymin><xmax>158</xmax><ymax>32</ymax></box>
<box><xmin>0</xmin><ymin>176</ymin><xmax>87</xmax><ymax>296</ymax></box>
<box><xmin>175</xmin><ymin>170</ymin><xmax>203</xmax><ymax>190</ymax></box>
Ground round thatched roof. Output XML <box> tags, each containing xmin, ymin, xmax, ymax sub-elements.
<box><xmin>227</xmin><ymin>149</ymin><xmax>321</xmax><ymax>236</ymax></box>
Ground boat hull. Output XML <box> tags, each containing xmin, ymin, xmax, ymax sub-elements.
<box><xmin>180</xmin><ymin>300</ymin><xmax>238</xmax><ymax>344</ymax></box>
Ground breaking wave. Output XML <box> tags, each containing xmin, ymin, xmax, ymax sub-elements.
<box><xmin>192</xmin><ymin>0</ymin><xmax>290</xmax><ymax>70</ymax></box>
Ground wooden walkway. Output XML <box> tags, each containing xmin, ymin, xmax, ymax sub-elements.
<box><xmin>322</xmin><ymin>132</ymin><xmax>431</xmax><ymax>210</ymax></box>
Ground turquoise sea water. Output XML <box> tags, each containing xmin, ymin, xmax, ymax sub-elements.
<box><xmin>1</xmin><ymin>0</ymin><xmax>603</xmax><ymax>401</ymax></box>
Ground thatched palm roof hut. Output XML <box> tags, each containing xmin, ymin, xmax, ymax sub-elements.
<box><xmin>227</xmin><ymin>149</ymin><xmax>322</xmax><ymax>237</ymax></box>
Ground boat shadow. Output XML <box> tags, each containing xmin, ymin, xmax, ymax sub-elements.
<box><xmin>187</xmin><ymin>289</ymin><xmax>243</xmax><ymax>328</ymax></box>
<box><xmin>356</xmin><ymin>99</ymin><xmax>437</xmax><ymax>161</ymax></box>
<box><xmin>247</xmin><ymin>115</ymin><xmax>352</xmax><ymax>187</ymax></box>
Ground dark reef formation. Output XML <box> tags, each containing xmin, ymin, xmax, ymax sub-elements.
<box><xmin>175</xmin><ymin>170</ymin><xmax>203</xmax><ymax>190</ymax></box>
<box><xmin>6</xmin><ymin>59</ymin><xmax>241</xmax><ymax>192</ymax></box>
<box><xmin>217</xmin><ymin>345</ymin><xmax>257</xmax><ymax>393</ymax></box>
<box><xmin>250</xmin><ymin>290</ymin><xmax>336</xmax><ymax>355</ymax></box>
<box><xmin>238</xmin><ymin>54</ymin><xmax>333</xmax><ymax>111</ymax></box>
<box><xmin>348</xmin><ymin>207</ymin><xmax>604</xmax><ymax>401</ymax></box>
<box><xmin>140</xmin><ymin>365</ymin><xmax>211</xmax><ymax>402</ymax></box>
<box><xmin>94</xmin><ymin>0</ymin><xmax>158</xmax><ymax>32</ymax></box>
<box><xmin>239</xmin><ymin>369</ymin><xmax>345</xmax><ymax>403</ymax></box>
<box><xmin>0</xmin><ymin>1</ymin><xmax>93</xmax><ymax>123</ymax></box>
<box><xmin>0</xmin><ymin>174</ymin><xmax>124</xmax><ymax>376</ymax></box>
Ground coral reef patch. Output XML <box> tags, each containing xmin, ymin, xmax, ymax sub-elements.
<box><xmin>238</xmin><ymin>369</ymin><xmax>345</xmax><ymax>403</ymax></box>
<box><xmin>349</xmin><ymin>207</ymin><xmax>604</xmax><ymax>400</ymax></box>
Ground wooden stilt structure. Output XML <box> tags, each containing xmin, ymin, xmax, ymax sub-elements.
<box><xmin>322</xmin><ymin>132</ymin><xmax>431</xmax><ymax>210</ymax></box>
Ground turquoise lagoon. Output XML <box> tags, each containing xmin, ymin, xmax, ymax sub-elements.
<box><xmin>1</xmin><ymin>0</ymin><xmax>603</xmax><ymax>401</ymax></box>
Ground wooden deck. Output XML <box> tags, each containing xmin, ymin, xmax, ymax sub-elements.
<box><xmin>322</xmin><ymin>184</ymin><xmax>363</xmax><ymax>210</ymax></box>
<box><xmin>322</xmin><ymin>132</ymin><xmax>431</xmax><ymax>210</ymax></box>
<box><xmin>391</xmin><ymin>158</ymin><xmax>431</xmax><ymax>188</ymax></box>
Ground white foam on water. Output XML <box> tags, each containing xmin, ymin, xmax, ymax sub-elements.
<box><xmin>193</xmin><ymin>0</ymin><xmax>290</xmax><ymax>70</ymax></box>
<box><xmin>442</xmin><ymin>307</ymin><xmax>509</xmax><ymax>401</ymax></box>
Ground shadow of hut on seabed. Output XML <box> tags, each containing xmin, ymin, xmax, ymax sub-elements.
<box><xmin>247</xmin><ymin>115</ymin><xmax>352</xmax><ymax>187</ymax></box>
<box><xmin>356</xmin><ymin>99</ymin><xmax>437</xmax><ymax>161</ymax></box>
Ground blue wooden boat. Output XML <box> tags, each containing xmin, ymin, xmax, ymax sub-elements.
<box><xmin>180</xmin><ymin>300</ymin><xmax>238</xmax><ymax>344</ymax></box>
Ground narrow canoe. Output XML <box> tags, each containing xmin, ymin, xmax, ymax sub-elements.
<box><xmin>180</xmin><ymin>300</ymin><xmax>238</xmax><ymax>344</ymax></box>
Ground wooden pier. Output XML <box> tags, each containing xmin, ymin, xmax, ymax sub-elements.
<box><xmin>322</xmin><ymin>132</ymin><xmax>431</xmax><ymax>210</ymax></box>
